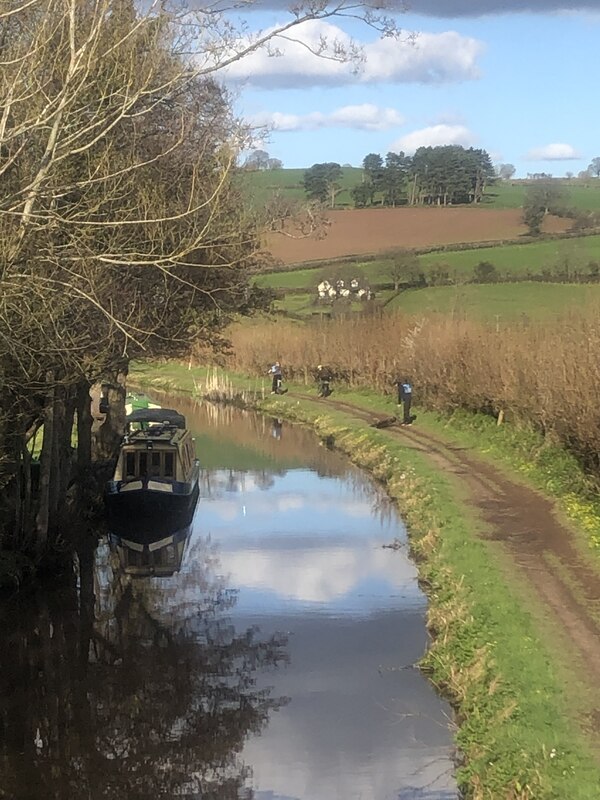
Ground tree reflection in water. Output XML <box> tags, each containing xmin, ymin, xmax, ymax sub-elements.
<box><xmin>0</xmin><ymin>534</ymin><xmax>288</xmax><ymax>800</ymax></box>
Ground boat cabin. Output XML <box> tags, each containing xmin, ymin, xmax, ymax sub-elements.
<box><xmin>113</xmin><ymin>409</ymin><xmax>196</xmax><ymax>484</ymax></box>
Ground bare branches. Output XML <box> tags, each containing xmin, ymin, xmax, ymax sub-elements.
<box><xmin>0</xmin><ymin>0</ymin><xmax>403</xmax><ymax>394</ymax></box>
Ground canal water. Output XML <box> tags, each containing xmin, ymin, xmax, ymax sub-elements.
<box><xmin>0</xmin><ymin>401</ymin><xmax>458</xmax><ymax>800</ymax></box>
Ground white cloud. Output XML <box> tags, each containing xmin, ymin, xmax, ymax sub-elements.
<box><xmin>249</xmin><ymin>104</ymin><xmax>405</xmax><ymax>132</ymax></box>
<box><xmin>222</xmin><ymin>21</ymin><xmax>483</xmax><ymax>89</ymax></box>
<box><xmin>526</xmin><ymin>142</ymin><xmax>581</xmax><ymax>160</ymax></box>
<box><xmin>221</xmin><ymin>544</ymin><xmax>418</xmax><ymax>603</ymax></box>
<box><xmin>390</xmin><ymin>123</ymin><xmax>476</xmax><ymax>154</ymax></box>
<box><xmin>361</xmin><ymin>30</ymin><xmax>483</xmax><ymax>84</ymax></box>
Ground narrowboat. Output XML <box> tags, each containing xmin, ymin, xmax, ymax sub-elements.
<box><xmin>105</xmin><ymin>407</ymin><xmax>200</xmax><ymax>544</ymax></box>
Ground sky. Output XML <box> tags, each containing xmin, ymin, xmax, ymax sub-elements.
<box><xmin>216</xmin><ymin>0</ymin><xmax>600</xmax><ymax>176</ymax></box>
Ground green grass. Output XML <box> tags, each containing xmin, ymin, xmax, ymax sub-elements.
<box><xmin>273</xmin><ymin>292</ymin><xmax>317</xmax><ymax>316</ymax></box>
<box><xmin>272</xmin><ymin>292</ymin><xmax>373</xmax><ymax>317</ymax></box>
<box><xmin>483</xmin><ymin>179</ymin><xmax>600</xmax><ymax>210</ymax></box>
<box><xmin>386</xmin><ymin>282</ymin><xmax>600</xmax><ymax>320</ymax></box>
<box><xmin>256</xmin><ymin>235</ymin><xmax>600</xmax><ymax>294</ymax></box>
<box><xmin>255</xmin><ymin>268</ymin><xmax>328</xmax><ymax>290</ymax></box>
<box><xmin>419</xmin><ymin>234</ymin><xmax>600</xmax><ymax>279</ymax></box>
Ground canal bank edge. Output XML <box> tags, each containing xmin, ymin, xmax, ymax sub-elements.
<box><xmin>130</xmin><ymin>365</ymin><xmax>600</xmax><ymax>799</ymax></box>
<box><xmin>255</xmin><ymin>397</ymin><xmax>600</xmax><ymax>800</ymax></box>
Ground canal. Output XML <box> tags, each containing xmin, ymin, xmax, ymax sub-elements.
<box><xmin>0</xmin><ymin>401</ymin><xmax>458</xmax><ymax>800</ymax></box>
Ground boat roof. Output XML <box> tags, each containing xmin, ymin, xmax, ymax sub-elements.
<box><xmin>126</xmin><ymin>408</ymin><xmax>186</xmax><ymax>428</ymax></box>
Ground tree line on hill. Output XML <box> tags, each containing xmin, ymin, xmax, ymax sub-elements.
<box><xmin>300</xmin><ymin>154</ymin><xmax>600</xmax><ymax>235</ymax></box>
<box><xmin>303</xmin><ymin>146</ymin><xmax>496</xmax><ymax>209</ymax></box>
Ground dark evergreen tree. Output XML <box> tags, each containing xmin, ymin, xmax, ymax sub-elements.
<box><xmin>303</xmin><ymin>163</ymin><xmax>343</xmax><ymax>207</ymax></box>
<box><xmin>383</xmin><ymin>152</ymin><xmax>409</xmax><ymax>207</ymax></box>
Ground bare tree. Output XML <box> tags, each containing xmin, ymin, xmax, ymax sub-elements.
<box><xmin>0</xmin><ymin>0</ymin><xmax>404</xmax><ymax>560</ymax></box>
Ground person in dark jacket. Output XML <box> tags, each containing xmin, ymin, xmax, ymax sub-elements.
<box><xmin>316</xmin><ymin>364</ymin><xmax>333</xmax><ymax>397</ymax></box>
<box><xmin>396</xmin><ymin>378</ymin><xmax>413</xmax><ymax>425</ymax></box>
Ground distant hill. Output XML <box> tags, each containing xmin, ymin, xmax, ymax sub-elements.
<box><xmin>240</xmin><ymin>168</ymin><xmax>600</xmax><ymax>211</ymax></box>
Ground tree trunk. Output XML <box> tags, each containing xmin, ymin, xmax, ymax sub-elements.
<box><xmin>58</xmin><ymin>392</ymin><xmax>76</xmax><ymax>506</ymax></box>
<box><xmin>77</xmin><ymin>382</ymin><xmax>93</xmax><ymax>474</ymax></box>
<box><xmin>48</xmin><ymin>387</ymin><xmax>63</xmax><ymax>525</ymax></box>
<box><xmin>35</xmin><ymin>372</ymin><xmax>56</xmax><ymax>551</ymax></box>
<box><xmin>18</xmin><ymin>439</ymin><xmax>32</xmax><ymax>546</ymax></box>
<box><xmin>95</xmin><ymin>364</ymin><xmax>128</xmax><ymax>460</ymax></box>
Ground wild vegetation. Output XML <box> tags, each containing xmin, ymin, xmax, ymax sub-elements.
<box><xmin>226</xmin><ymin>311</ymin><xmax>600</xmax><ymax>478</ymax></box>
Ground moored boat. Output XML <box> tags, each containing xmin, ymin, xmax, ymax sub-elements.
<box><xmin>105</xmin><ymin>407</ymin><xmax>200</xmax><ymax>538</ymax></box>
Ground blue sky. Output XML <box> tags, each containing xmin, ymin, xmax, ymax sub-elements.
<box><xmin>219</xmin><ymin>1</ymin><xmax>600</xmax><ymax>176</ymax></box>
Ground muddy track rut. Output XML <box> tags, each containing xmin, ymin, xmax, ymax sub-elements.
<box><xmin>297</xmin><ymin>393</ymin><xmax>600</xmax><ymax>737</ymax></box>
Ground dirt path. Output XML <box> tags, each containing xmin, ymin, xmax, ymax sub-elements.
<box><xmin>299</xmin><ymin>393</ymin><xmax>600</xmax><ymax>735</ymax></box>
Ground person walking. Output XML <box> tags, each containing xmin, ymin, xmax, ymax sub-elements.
<box><xmin>268</xmin><ymin>361</ymin><xmax>283</xmax><ymax>394</ymax></box>
<box><xmin>316</xmin><ymin>364</ymin><xmax>333</xmax><ymax>397</ymax></box>
<box><xmin>396</xmin><ymin>378</ymin><xmax>413</xmax><ymax>425</ymax></box>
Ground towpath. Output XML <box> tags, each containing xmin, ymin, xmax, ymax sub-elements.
<box><xmin>300</xmin><ymin>393</ymin><xmax>600</xmax><ymax>741</ymax></box>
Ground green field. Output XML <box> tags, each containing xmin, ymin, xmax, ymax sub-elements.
<box><xmin>273</xmin><ymin>282</ymin><xmax>600</xmax><ymax>321</ymax></box>
<box><xmin>387</xmin><ymin>281</ymin><xmax>600</xmax><ymax>320</ymax></box>
<box><xmin>273</xmin><ymin>292</ymin><xmax>373</xmax><ymax>317</ymax></box>
<box><xmin>256</xmin><ymin>234</ymin><xmax>600</xmax><ymax>292</ymax></box>
<box><xmin>419</xmin><ymin>234</ymin><xmax>600</xmax><ymax>278</ymax></box>
<box><xmin>239</xmin><ymin>167</ymin><xmax>362</xmax><ymax>208</ymax></box>
<box><xmin>242</xmin><ymin>167</ymin><xmax>600</xmax><ymax>211</ymax></box>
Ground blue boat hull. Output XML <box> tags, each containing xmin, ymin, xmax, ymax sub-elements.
<box><xmin>105</xmin><ymin>467</ymin><xmax>200</xmax><ymax>545</ymax></box>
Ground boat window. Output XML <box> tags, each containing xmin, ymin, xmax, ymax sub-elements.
<box><xmin>139</xmin><ymin>452</ymin><xmax>148</xmax><ymax>476</ymax></box>
<box><xmin>164</xmin><ymin>452</ymin><xmax>174</xmax><ymax>477</ymax></box>
<box><xmin>150</xmin><ymin>452</ymin><xmax>161</xmax><ymax>476</ymax></box>
<box><xmin>125</xmin><ymin>452</ymin><xmax>136</xmax><ymax>478</ymax></box>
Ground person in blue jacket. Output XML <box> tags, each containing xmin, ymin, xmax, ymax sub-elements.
<box><xmin>396</xmin><ymin>378</ymin><xmax>413</xmax><ymax>425</ymax></box>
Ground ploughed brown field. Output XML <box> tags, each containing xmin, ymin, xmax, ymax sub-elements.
<box><xmin>264</xmin><ymin>207</ymin><xmax>571</xmax><ymax>265</ymax></box>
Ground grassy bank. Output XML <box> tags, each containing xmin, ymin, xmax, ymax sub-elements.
<box><xmin>132</xmin><ymin>361</ymin><xmax>600</xmax><ymax>798</ymax></box>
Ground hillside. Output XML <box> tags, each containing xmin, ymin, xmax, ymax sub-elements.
<box><xmin>242</xmin><ymin>167</ymin><xmax>600</xmax><ymax>211</ymax></box>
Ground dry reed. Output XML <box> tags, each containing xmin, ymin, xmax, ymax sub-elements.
<box><xmin>225</xmin><ymin>309</ymin><xmax>600</xmax><ymax>474</ymax></box>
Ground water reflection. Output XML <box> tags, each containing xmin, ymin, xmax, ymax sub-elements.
<box><xmin>0</xmin><ymin>401</ymin><xmax>456</xmax><ymax>800</ymax></box>
<box><xmin>108</xmin><ymin>508</ymin><xmax>196</xmax><ymax>577</ymax></box>
<box><xmin>174</xmin><ymin>402</ymin><xmax>458</xmax><ymax>799</ymax></box>
<box><xmin>0</xmin><ymin>534</ymin><xmax>288</xmax><ymax>800</ymax></box>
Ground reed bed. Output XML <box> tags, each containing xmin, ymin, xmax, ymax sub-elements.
<box><xmin>226</xmin><ymin>310</ymin><xmax>600</xmax><ymax>475</ymax></box>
